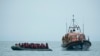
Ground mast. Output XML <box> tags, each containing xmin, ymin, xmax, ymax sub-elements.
<box><xmin>66</xmin><ymin>18</ymin><xmax>67</xmax><ymax>33</ymax></box>
<box><xmin>83</xmin><ymin>23</ymin><xmax>84</xmax><ymax>33</ymax></box>
<box><xmin>72</xmin><ymin>14</ymin><xmax>75</xmax><ymax>27</ymax></box>
<box><xmin>72</xmin><ymin>14</ymin><xmax>75</xmax><ymax>31</ymax></box>
<box><xmin>68</xmin><ymin>14</ymin><xmax>81</xmax><ymax>32</ymax></box>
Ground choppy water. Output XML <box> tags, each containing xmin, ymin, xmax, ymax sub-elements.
<box><xmin>0</xmin><ymin>41</ymin><xmax>100</xmax><ymax>56</ymax></box>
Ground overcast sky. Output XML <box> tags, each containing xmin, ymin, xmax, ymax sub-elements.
<box><xmin>0</xmin><ymin>0</ymin><xmax>100</xmax><ymax>41</ymax></box>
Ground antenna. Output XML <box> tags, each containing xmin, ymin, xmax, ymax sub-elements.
<box><xmin>83</xmin><ymin>24</ymin><xmax>84</xmax><ymax>33</ymax></box>
<box><xmin>66</xmin><ymin>18</ymin><xmax>67</xmax><ymax>33</ymax></box>
<box><xmin>88</xmin><ymin>36</ymin><xmax>89</xmax><ymax>41</ymax></box>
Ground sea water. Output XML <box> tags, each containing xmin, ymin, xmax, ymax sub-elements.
<box><xmin>0</xmin><ymin>41</ymin><xmax>100</xmax><ymax>56</ymax></box>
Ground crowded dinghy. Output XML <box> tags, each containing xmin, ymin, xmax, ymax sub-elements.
<box><xmin>11</xmin><ymin>42</ymin><xmax>52</xmax><ymax>51</ymax></box>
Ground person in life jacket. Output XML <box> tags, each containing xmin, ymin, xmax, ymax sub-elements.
<box><xmin>41</xmin><ymin>43</ymin><xmax>46</xmax><ymax>49</ymax></box>
<box><xmin>46</xmin><ymin>43</ymin><xmax>49</xmax><ymax>49</ymax></box>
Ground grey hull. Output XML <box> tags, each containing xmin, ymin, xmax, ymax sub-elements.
<box><xmin>11</xmin><ymin>46</ymin><xmax>52</xmax><ymax>51</ymax></box>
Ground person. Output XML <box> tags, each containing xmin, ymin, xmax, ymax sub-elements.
<box><xmin>15</xmin><ymin>43</ymin><xmax>18</xmax><ymax>46</ymax></box>
<box><xmin>41</xmin><ymin>43</ymin><xmax>45</xmax><ymax>49</ymax></box>
<box><xmin>46</xmin><ymin>43</ymin><xmax>49</xmax><ymax>49</ymax></box>
<box><xmin>18</xmin><ymin>43</ymin><xmax>21</xmax><ymax>46</ymax></box>
<box><xmin>70</xmin><ymin>30</ymin><xmax>73</xmax><ymax>33</ymax></box>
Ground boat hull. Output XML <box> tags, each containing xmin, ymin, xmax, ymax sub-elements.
<box><xmin>11</xmin><ymin>46</ymin><xmax>52</xmax><ymax>51</ymax></box>
<box><xmin>62</xmin><ymin>40</ymin><xmax>91</xmax><ymax>50</ymax></box>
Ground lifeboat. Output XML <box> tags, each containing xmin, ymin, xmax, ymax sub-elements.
<box><xmin>62</xmin><ymin>15</ymin><xmax>91</xmax><ymax>50</ymax></box>
<box><xmin>11</xmin><ymin>43</ymin><xmax>52</xmax><ymax>51</ymax></box>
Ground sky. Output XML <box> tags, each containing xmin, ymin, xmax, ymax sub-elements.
<box><xmin>0</xmin><ymin>0</ymin><xmax>100</xmax><ymax>41</ymax></box>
